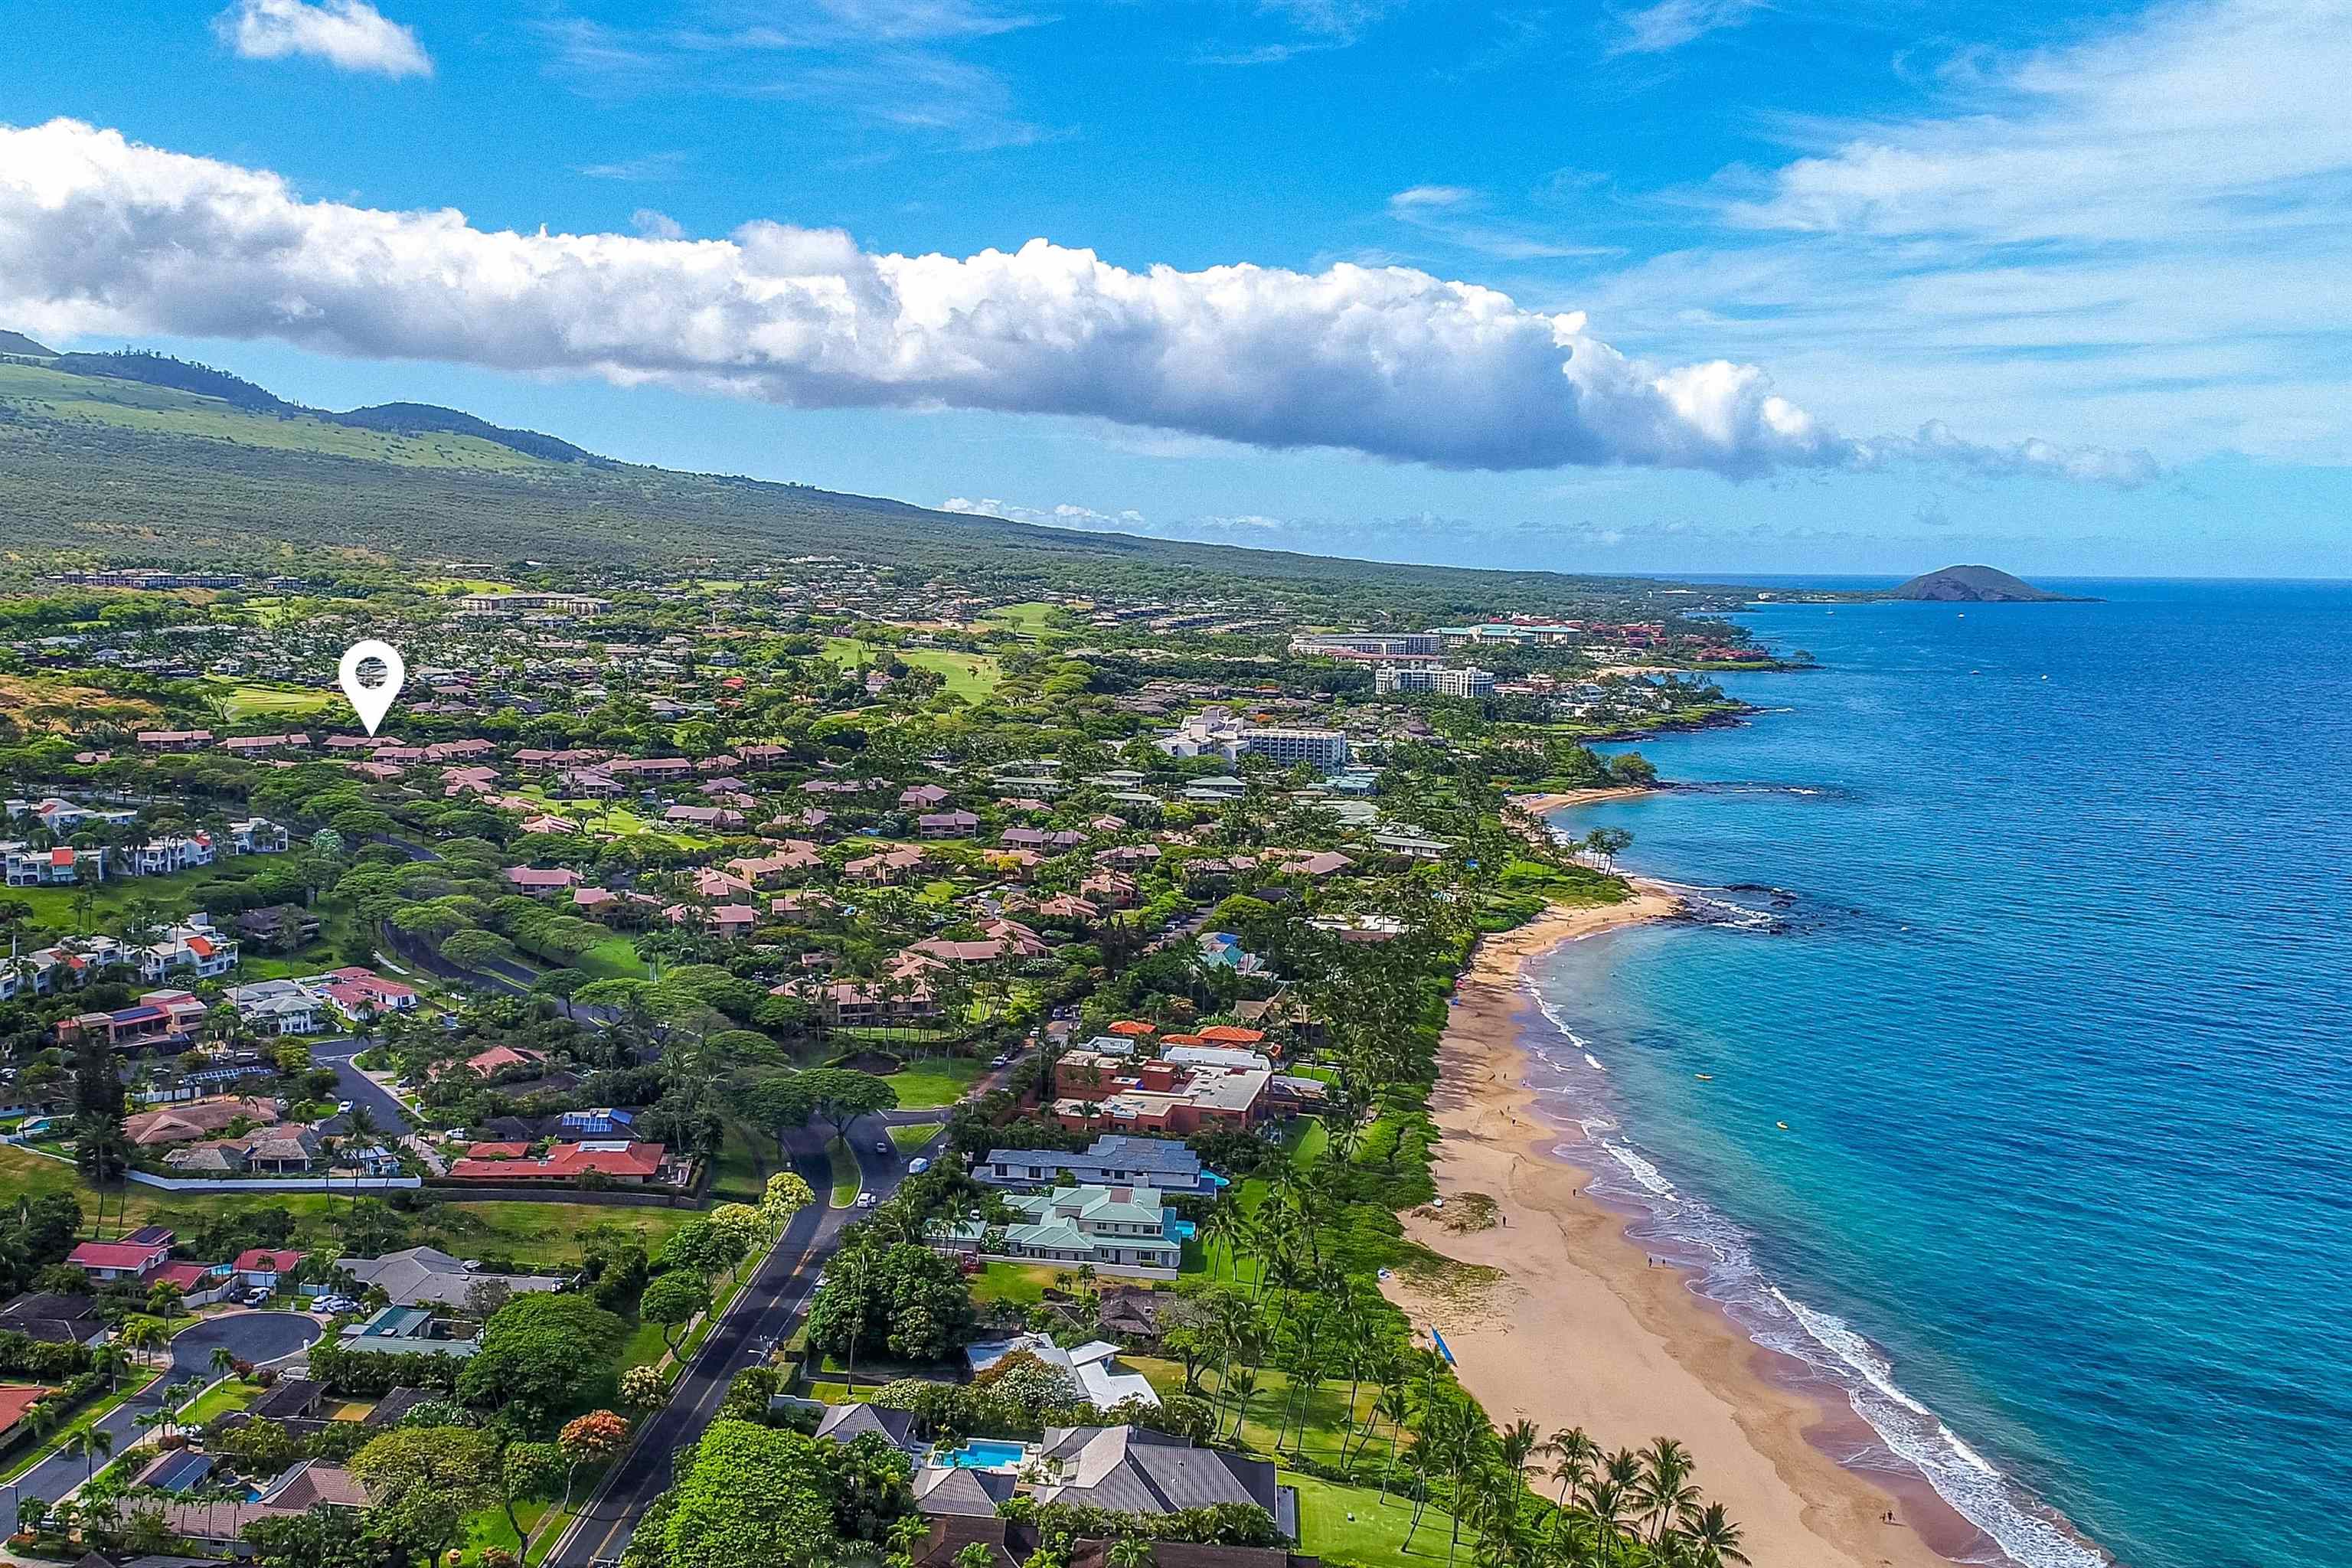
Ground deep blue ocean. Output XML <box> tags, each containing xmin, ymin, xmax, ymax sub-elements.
<box><xmin>1523</xmin><ymin>580</ymin><xmax>2351</xmax><ymax>1568</ymax></box>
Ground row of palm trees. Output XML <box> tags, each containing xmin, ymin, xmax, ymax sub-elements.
<box><xmin>1174</xmin><ymin>1165</ymin><xmax>1745</xmax><ymax>1568</ymax></box>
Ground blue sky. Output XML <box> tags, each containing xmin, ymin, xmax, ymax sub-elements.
<box><xmin>5</xmin><ymin>0</ymin><xmax>2348</xmax><ymax>577</ymax></box>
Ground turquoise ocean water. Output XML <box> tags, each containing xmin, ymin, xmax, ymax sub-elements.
<box><xmin>1522</xmin><ymin>580</ymin><xmax>2350</xmax><ymax>1568</ymax></box>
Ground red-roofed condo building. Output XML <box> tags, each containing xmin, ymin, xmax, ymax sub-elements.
<box><xmin>67</xmin><ymin>1226</ymin><xmax>175</xmax><ymax>1282</ymax></box>
<box><xmin>445</xmin><ymin>1140</ymin><xmax>680</xmax><ymax>1187</ymax></box>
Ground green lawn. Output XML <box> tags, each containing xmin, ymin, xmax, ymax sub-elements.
<box><xmin>0</xmin><ymin>1148</ymin><xmax>693</xmax><ymax>1268</ymax></box>
<box><xmin>709</xmin><ymin>1119</ymin><xmax>770</xmax><ymax>1207</ymax></box>
<box><xmin>969</xmin><ymin>1262</ymin><xmax>1059</xmax><ymax>1308</ymax></box>
<box><xmin>979</xmin><ymin>601</ymin><xmax>1062</xmax><ymax>636</ymax></box>
<box><xmin>1130</xmin><ymin>1354</ymin><xmax>1380</xmax><ymax>1468</ymax></box>
<box><xmin>825</xmin><ymin>1136</ymin><xmax>861</xmax><ymax>1206</ymax></box>
<box><xmin>202</xmin><ymin>674</ymin><xmax>336</xmax><ymax>722</ymax></box>
<box><xmin>883</xmin><ymin>1056</ymin><xmax>987</xmax><ymax>1109</ymax></box>
<box><xmin>1284</xmin><ymin>1471</ymin><xmax>1462</xmax><ymax>1568</ymax></box>
<box><xmin>431</xmin><ymin>1202</ymin><xmax>697</xmax><ymax>1267</ymax></box>
<box><xmin>887</xmin><ymin>1122</ymin><xmax>942</xmax><ymax>1153</ymax></box>
<box><xmin>576</xmin><ymin>934</ymin><xmax>652</xmax><ymax>981</ymax></box>
<box><xmin>5</xmin><ymin>863</ymin><xmax>235</xmax><ymax>933</ymax></box>
<box><xmin>821</xmin><ymin>638</ymin><xmax>1004</xmax><ymax>700</ymax></box>
<box><xmin>462</xmin><ymin>1495</ymin><xmax>556</xmax><ymax>1565</ymax></box>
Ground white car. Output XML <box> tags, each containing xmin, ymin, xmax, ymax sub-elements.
<box><xmin>854</xmin><ymin>1191</ymin><xmax>878</xmax><ymax>1208</ymax></box>
<box><xmin>337</xmin><ymin>1100</ymin><xmax>354</xmax><ymax>1115</ymax></box>
<box><xmin>907</xmin><ymin>1157</ymin><xmax>930</xmax><ymax>1174</ymax></box>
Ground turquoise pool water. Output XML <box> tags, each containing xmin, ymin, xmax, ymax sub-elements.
<box><xmin>935</xmin><ymin>1439</ymin><xmax>1027</xmax><ymax>1469</ymax></box>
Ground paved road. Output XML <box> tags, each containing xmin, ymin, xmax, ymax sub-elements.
<box><xmin>545</xmin><ymin>1137</ymin><xmax>841</xmax><ymax>1568</ymax></box>
<box><xmin>308</xmin><ymin>1040</ymin><xmax>411</xmax><ymax>1135</ymax></box>
<box><xmin>544</xmin><ymin>1116</ymin><xmax>952</xmax><ymax>1568</ymax></box>
<box><xmin>14</xmin><ymin>1312</ymin><xmax>320</xmax><ymax>1504</ymax></box>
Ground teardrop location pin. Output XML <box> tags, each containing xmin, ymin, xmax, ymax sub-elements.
<box><xmin>338</xmin><ymin>640</ymin><xmax>407</xmax><ymax>737</ymax></box>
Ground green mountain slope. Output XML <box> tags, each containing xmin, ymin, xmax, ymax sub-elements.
<box><xmin>0</xmin><ymin>330</ymin><xmax>57</xmax><ymax>358</ymax></box>
<box><xmin>0</xmin><ymin>350</ymin><xmax>1746</xmax><ymax>618</ymax></box>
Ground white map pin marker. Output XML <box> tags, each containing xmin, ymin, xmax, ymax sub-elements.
<box><xmin>338</xmin><ymin>639</ymin><xmax>407</xmax><ymax>737</ymax></box>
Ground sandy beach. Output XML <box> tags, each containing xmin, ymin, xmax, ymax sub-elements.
<box><xmin>1505</xmin><ymin>786</ymin><xmax>1655</xmax><ymax>816</ymax></box>
<box><xmin>1380</xmin><ymin>885</ymin><xmax>1987</xmax><ymax>1568</ymax></box>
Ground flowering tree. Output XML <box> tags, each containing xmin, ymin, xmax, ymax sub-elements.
<box><xmin>558</xmin><ymin>1410</ymin><xmax>633</xmax><ymax>1512</ymax></box>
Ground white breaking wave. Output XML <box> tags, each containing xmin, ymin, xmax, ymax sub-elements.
<box><xmin>1584</xmin><ymin>1053</ymin><xmax>1607</xmax><ymax>1071</ymax></box>
<box><xmin>1602</xmin><ymin>1141</ymin><xmax>1679</xmax><ymax>1197</ymax></box>
<box><xmin>1764</xmin><ymin>1292</ymin><xmax>2111</xmax><ymax>1568</ymax></box>
<box><xmin>1521</xmin><ymin>965</ymin><xmax>2113</xmax><ymax>1568</ymax></box>
<box><xmin>1771</xmin><ymin>1287</ymin><xmax>1937</xmax><ymax>1418</ymax></box>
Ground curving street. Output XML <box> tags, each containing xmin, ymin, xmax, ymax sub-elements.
<box><xmin>11</xmin><ymin>1311</ymin><xmax>321</xmax><ymax>1505</ymax></box>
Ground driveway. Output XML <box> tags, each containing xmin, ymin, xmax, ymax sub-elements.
<box><xmin>307</xmin><ymin>1039</ymin><xmax>412</xmax><ymax>1135</ymax></box>
<box><xmin>12</xmin><ymin>1311</ymin><xmax>320</xmax><ymax>1504</ymax></box>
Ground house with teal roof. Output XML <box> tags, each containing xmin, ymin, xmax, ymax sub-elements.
<box><xmin>933</xmin><ymin>1184</ymin><xmax>1184</xmax><ymax>1279</ymax></box>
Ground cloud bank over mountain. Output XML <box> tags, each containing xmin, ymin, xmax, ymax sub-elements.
<box><xmin>0</xmin><ymin>119</ymin><xmax>2148</xmax><ymax>485</ymax></box>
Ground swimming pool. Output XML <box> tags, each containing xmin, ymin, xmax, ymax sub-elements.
<box><xmin>934</xmin><ymin>1439</ymin><xmax>1027</xmax><ymax>1470</ymax></box>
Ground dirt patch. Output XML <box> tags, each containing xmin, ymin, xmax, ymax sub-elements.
<box><xmin>0</xmin><ymin>673</ymin><xmax>165</xmax><ymax>734</ymax></box>
<box><xmin>1417</xmin><ymin>1191</ymin><xmax>1501</xmax><ymax>1232</ymax></box>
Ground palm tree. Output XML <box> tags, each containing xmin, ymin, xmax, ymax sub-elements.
<box><xmin>1634</xmin><ymin>1438</ymin><xmax>1698</xmax><ymax>1547</ymax></box>
<box><xmin>1223</xmin><ymin>1366</ymin><xmax>1259</xmax><ymax>1443</ymax></box>
<box><xmin>210</xmin><ymin>1344</ymin><xmax>238</xmax><ymax>1382</ymax></box>
<box><xmin>1498</xmin><ymin>1418</ymin><xmax>1540</xmax><ymax>1478</ymax></box>
<box><xmin>1540</xmin><ymin>1426</ymin><xmax>1598</xmax><ymax>1509</ymax></box>
<box><xmin>1677</xmin><ymin>1501</ymin><xmax>1749</xmax><ymax>1566</ymax></box>
<box><xmin>1370</xmin><ymin>1381</ymin><xmax>1413</xmax><ymax>1501</ymax></box>
<box><xmin>67</xmin><ymin>1423</ymin><xmax>115</xmax><ymax>1484</ymax></box>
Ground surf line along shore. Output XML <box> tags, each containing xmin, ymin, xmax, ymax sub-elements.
<box><xmin>1378</xmin><ymin>880</ymin><xmax>1982</xmax><ymax>1568</ymax></box>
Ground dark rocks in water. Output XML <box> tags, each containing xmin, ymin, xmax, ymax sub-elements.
<box><xmin>1889</xmin><ymin>565</ymin><xmax>2094</xmax><ymax>603</ymax></box>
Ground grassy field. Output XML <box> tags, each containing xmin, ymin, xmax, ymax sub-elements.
<box><xmin>201</xmin><ymin>674</ymin><xmax>336</xmax><ymax>722</ymax></box>
<box><xmin>513</xmin><ymin>789</ymin><xmax>714</xmax><ymax>851</ymax></box>
<box><xmin>576</xmin><ymin>934</ymin><xmax>652</xmax><ymax>981</ymax></box>
<box><xmin>883</xmin><ymin>1056</ymin><xmax>987</xmax><ymax>1109</ymax></box>
<box><xmin>969</xmin><ymin>1262</ymin><xmax>1060</xmax><ymax>1308</ymax></box>
<box><xmin>825</xmin><ymin>1136</ymin><xmax>861</xmax><ymax>1206</ymax></box>
<box><xmin>887</xmin><ymin>1122</ymin><xmax>943</xmax><ymax>1152</ymax></box>
<box><xmin>1131</xmin><ymin>1354</ymin><xmax>1380</xmax><ymax>1468</ymax></box>
<box><xmin>0</xmin><ymin>671</ymin><xmax>163</xmax><ymax>734</ymax></box>
<box><xmin>431</xmin><ymin>1201</ymin><xmax>697</xmax><ymax>1266</ymax></box>
<box><xmin>978</xmin><ymin>601</ymin><xmax>1062</xmax><ymax>636</ymax></box>
<box><xmin>178</xmin><ymin>1377</ymin><xmax>261</xmax><ymax>1426</ymax></box>
<box><xmin>821</xmin><ymin>637</ymin><xmax>1005</xmax><ymax>701</ymax></box>
<box><xmin>0</xmin><ymin>1147</ymin><xmax>693</xmax><ymax>1267</ymax></box>
<box><xmin>5</xmin><ymin>862</ymin><xmax>234</xmax><ymax>933</ymax></box>
<box><xmin>1284</xmin><ymin>1470</ymin><xmax>1461</xmax><ymax>1568</ymax></box>
<box><xmin>709</xmin><ymin>1119</ymin><xmax>771</xmax><ymax>1207</ymax></box>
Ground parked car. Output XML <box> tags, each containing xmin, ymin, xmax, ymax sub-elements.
<box><xmin>244</xmin><ymin>1287</ymin><xmax>274</xmax><ymax>1307</ymax></box>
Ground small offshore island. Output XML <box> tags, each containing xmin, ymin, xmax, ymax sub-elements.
<box><xmin>1884</xmin><ymin>566</ymin><xmax>2096</xmax><ymax>604</ymax></box>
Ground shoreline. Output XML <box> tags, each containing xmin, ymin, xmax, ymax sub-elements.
<box><xmin>1381</xmin><ymin>885</ymin><xmax>1997</xmax><ymax>1568</ymax></box>
<box><xmin>1505</xmin><ymin>786</ymin><xmax>1655</xmax><ymax>815</ymax></box>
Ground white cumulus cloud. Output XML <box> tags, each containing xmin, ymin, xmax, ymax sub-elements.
<box><xmin>0</xmin><ymin>119</ymin><xmax>2144</xmax><ymax>484</ymax></box>
<box><xmin>215</xmin><ymin>0</ymin><xmax>433</xmax><ymax>78</ymax></box>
